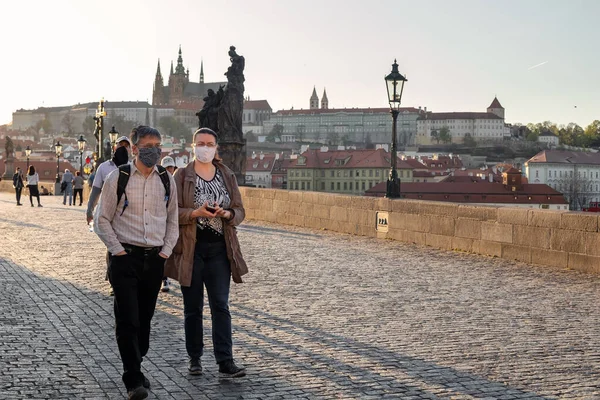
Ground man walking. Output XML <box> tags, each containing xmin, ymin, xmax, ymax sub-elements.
<box><xmin>94</xmin><ymin>126</ymin><xmax>178</xmax><ymax>400</ymax></box>
<box><xmin>87</xmin><ymin>135</ymin><xmax>131</xmax><ymax>296</ymax></box>
<box><xmin>61</xmin><ymin>169</ymin><xmax>74</xmax><ymax>205</ymax></box>
<box><xmin>12</xmin><ymin>167</ymin><xmax>24</xmax><ymax>206</ymax></box>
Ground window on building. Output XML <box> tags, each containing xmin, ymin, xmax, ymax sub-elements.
<box><xmin>321</xmin><ymin>182</ymin><xmax>325</xmax><ymax>190</ymax></box>
<box><xmin>321</xmin><ymin>171</ymin><xmax>325</xmax><ymax>177</ymax></box>
<box><xmin>301</xmin><ymin>182</ymin><xmax>305</xmax><ymax>190</ymax></box>
<box><xmin>362</xmin><ymin>170</ymin><xmax>366</xmax><ymax>177</ymax></box>
<box><xmin>375</xmin><ymin>170</ymin><xmax>380</xmax><ymax>177</ymax></box>
<box><xmin>337</xmin><ymin>171</ymin><xmax>341</xmax><ymax>177</ymax></box>
<box><xmin>536</xmin><ymin>170</ymin><xmax>539</xmax><ymax>178</ymax></box>
<box><xmin>400</xmin><ymin>170</ymin><xmax>404</xmax><ymax>178</ymax></box>
<box><xmin>369</xmin><ymin>170</ymin><xmax>373</xmax><ymax>177</ymax></box>
<box><xmin>361</xmin><ymin>182</ymin><xmax>365</xmax><ymax>190</ymax></box>
<box><xmin>548</xmin><ymin>170</ymin><xmax>551</xmax><ymax>178</ymax></box>
<box><xmin>570</xmin><ymin>171</ymin><xmax>573</xmax><ymax>178</ymax></box>
<box><xmin>330</xmin><ymin>182</ymin><xmax>334</xmax><ymax>190</ymax></box>
<box><xmin>356</xmin><ymin>171</ymin><xmax>360</xmax><ymax>177</ymax></box>
<box><xmin>330</xmin><ymin>171</ymin><xmax>334</xmax><ymax>177</ymax></box>
<box><xmin>307</xmin><ymin>182</ymin><xmax>311</xmax><ymax>190</ymax></box>
<box><xmin>349</xmin><ymin>182</ymin><xmax>353</xmax><ymax>190</ymax></box>
<box><xmin>337</xmin><ymin>182</ymin><xmax>340</xmax><ymax>191</ymax></box>
<box><xmin>294</xmin><ymin>182</ymin><xmax>299</xmax><ymax>190</ymax></box>
<box><xmin>343</xmin><ymin>182</ymin><xmax>347</xmax><ymax>190</ymax></box>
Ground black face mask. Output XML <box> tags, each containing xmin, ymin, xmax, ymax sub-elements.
<box><xmin>112</xmin><ymin>146</ymin><xmax>129</xmax><ymax>166</ymax></box>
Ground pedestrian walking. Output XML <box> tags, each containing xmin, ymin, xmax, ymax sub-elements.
<box><xmin>86</xmin><ymin>136</ymin><xmax>131</xmax><ymax>296</ymax></box>
<box><xmin>26</xmin><ymin>165</ymin><xmax>42</xmax><ymax>207</ymax></box>
<box><xmin>160</xmin><ymin>156</ymin><xmax>178</xmax><ymax>293</ymax></box>
<box><xmin>165</xmin><ymin>127</ymin><xmax>248</xmax><ymax>378</ymax></box>
<box><xmin>12</xmin><ymin>167</ymin><xmax>24</xmax><ymax>206</ymax></box>
<box><xmin>61</xmin><ymin>169</ymin><xmax>74</xmax><ymax>205</ymax></box>
<box><xmin>73</xmin><ymin>171</ymin><xmax>85</xmax><ymax>206</ymax></box>
<box><xmin>94</xmin><ymin>126</ymin><xmax>178</xmax><ymax>400</ymax></box>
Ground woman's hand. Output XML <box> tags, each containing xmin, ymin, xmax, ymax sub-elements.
<box><xmin>190</xmin><ymin>201</ymin><xmax>218</xmax><ymax>219</ymax></box>
<box><xmin>214</xmin><ymin>206</ymin><xmax>232</xmax><ymax>221</ymax></box>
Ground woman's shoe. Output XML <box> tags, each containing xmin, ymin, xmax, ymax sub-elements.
<box><xmin>38</xmin><ymin>204</ymin><xmax>43</xmax><ymax>207</ymax></box>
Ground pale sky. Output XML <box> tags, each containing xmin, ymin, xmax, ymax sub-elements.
<box><xmin>1</xmin><ymin>0</ymin><xmax>598</xmax><ymax>127</ymax></box>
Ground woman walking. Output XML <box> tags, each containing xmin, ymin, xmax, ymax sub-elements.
<box><xmin>26</xmin><ymin>165</ymin><xmax>42</xmax><ymax>207</ymax></box>
<box><xmin>73</xmin><ymin>171</ymin><xmax>85</xmax><ymax>206</ymax></box>
<box><xmin>165</xmin><ymin>127</ymin><xmax>248</xmax><ymax>378</ymax></box>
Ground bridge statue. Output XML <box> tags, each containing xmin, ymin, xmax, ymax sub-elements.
<box><xmin>3</xmin><ymin>136</ymin><xmax>15</xmax><ymax>178</ymax></box>
<box><xmin>196</xmin><ymin>46</ymin><xmax>247</xmax><ymax>185</ymax></box>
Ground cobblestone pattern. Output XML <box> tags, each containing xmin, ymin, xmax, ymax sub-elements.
<box><xmin>1</xmin><ymin>192</ymin><xmax>600</xmax><ymax>399</ymax></box>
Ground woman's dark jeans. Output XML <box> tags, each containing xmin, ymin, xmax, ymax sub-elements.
<box><xmin>181</xmin><ymin>240</ymin><xmax>232</xmax><ymax>363</ymax></box>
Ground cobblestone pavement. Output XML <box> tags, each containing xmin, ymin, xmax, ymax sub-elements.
<box><xmin>1</xmin><ymin>192</ymin><xmax>600</xmax><ymax>399</ymax></box>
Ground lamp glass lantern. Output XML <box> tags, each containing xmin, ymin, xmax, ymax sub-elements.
<box><xmin>25</xmin><ymin>145</ymin><xmax>32</xmax><ymax>157</ymax></box>
<box><xmin>77</xmin><ymin>135</ymin><xmax>87</xmax><ymax>152</ymax></box>
<box><xmin>54</xmin><ymin>141</ymin><xmax>63</xmax><ymax>156</ymax></box>
<box><xmin>385</xmin><ymin>59</ymin><xmax>407</xmax><ymax>111</ymax></box>
<box><xmin>108</xmin><ymin>126</ymin><xmax>119</xmax><ymax>145</ymax></box>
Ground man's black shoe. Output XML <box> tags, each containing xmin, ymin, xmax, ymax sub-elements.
<box><xmin>218</xmin><ymin>360</ymin><xmax>246</xmax><ymax>377</ymax></box>
<box><xmin>188</xmin><ymin>358</ymin><xmax>202</xmax><ymax>375</ymax></box>
<box><xmin>142</xmin><ymin>376</ymin><xmax>150</xmax><ymax>389</ymax></box>
<box><xmin>127</xmin><ymin>385</ymin><xmax>148</xmax><ymax>400</ymax></box>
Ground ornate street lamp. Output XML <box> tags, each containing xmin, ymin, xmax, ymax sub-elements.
<box><xmin>384</xmin><ymin>59</ymin><xmax>407</xmax><ymax>199</ymax></box>
<box><xmin>77</xmin><ymin>135</ymin><xmax>87</xmax><ymax>176</ymax></box>
<box><xmin>54</xmin><ymin>141</ymin><xmax>63</xmax><ymax>183</ymax></box>
<box><xmin>25</xmin><ymin>145</ymin><xmax>32</xmax><ymax>173</ymax></box>
<box><xmin>108</xmin><ymin>126</ymin><xmax>119</xmax><ymax>157</ymax></box>
<box><xmin>93</xmin><ymin>98</ymin><xmax>106</xmax><ymax>161</ymax></box>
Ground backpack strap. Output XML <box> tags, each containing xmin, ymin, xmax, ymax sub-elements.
<box><xmin>156</xmin><ymin>165</ymin><xmax>171</xmax><ymax>206</ymax></box>
<box><xmin>116</xmin><ymin>165</ymin><xmax>131</xmax><ymax>216</ymax></box>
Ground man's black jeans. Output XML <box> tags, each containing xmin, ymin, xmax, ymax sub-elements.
<box><xmin>181</xmin><ymin>240</ymin><xmax>233</xmax><ymax>363</ymax></box>
<box><xmin>108</xmin><ymin>245</ymin><xmax>164</xmax><ymax>389</ymax></box>
<box><xmin>15</xmin><ymin>187</ymin><xmax>22</xmax><ymax>204</ymax></box>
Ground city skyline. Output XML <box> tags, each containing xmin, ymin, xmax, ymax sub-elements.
<box><xmin>1</xmin><ymin>0</ymin><xmax>598</xmax><ymax>128</ymax></box>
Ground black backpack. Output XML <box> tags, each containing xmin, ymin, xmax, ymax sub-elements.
<box><xmin>116</xmin><ymin>164</ymin><xmax>171</xmax><ymax>216</ymax></box>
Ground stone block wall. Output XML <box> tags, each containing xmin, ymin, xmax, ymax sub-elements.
<box><xmin>240</xmin><ymin>187</ymin><xmax>600</xmax><ymax>275</ymax></box>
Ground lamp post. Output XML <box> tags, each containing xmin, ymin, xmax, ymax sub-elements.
<box><xmin>77</xmin><ymin>135</ymin><xmax>87</xmax><ymax>176</ymax></box>
<box><xmin>25</xmin><ymin>145</ymin><xmax>31</xmax><ymax>173</ymax></box>
<box><xmin>54</xmin><ymin>141</ymin><xmax>63</xmax><ymax>184</ymax></box>
<box><xmin>93</xmin><ymin>98</ymin><xmax>106</xmax><ymax>162</ymax></box>
<box><xmin>108</xmin><ymin>126</ymin><xmax>119</xmax><ymax>157</ymax></box>
<box><xmin>384</xmin><ymin>59</ymin><xmax>407</xmax><ymax>199</ymax></box>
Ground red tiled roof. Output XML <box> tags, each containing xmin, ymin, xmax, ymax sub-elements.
<box><xmin>527</xmin><ymin>150</ymin><xmax>600</xmax><ymax>165</ymax></box>
<box><xmin>418</xmin><ymin>155</ymin><xmax>463</xmax><ymax>169</ymax></box>
<box><xmin>488</xmin><ymin>97</ymin><xmax>504</xmax><ymax>109</ymax></box>
<box><xmin>274</xmin><ymin>107</ymin><xmax>420</xmax><ymax>115</ymax></box>
<box><xmin>365</xmin><ymin>182</ymin><xmax>567</xmax><ymax>204</ymax></box>
<box><xmin>402</xmin><ymin>158</ymin><xmax>427</xmax><ymax>169</ymax></box>
<box><xmin>418</xmin><ymin>112</ymin><xmax>502</xmax><ymax>121</ymax></box>
<box><xmin>440</xmin><ymin>175</ymin><xmax>500</xmax><ymax>183</ymax></box>
<box><xmin>244</xmin><ymin>100</ymin><xmax>272</xmax><ymax>111</ymax></box>
<box><xmin>247</xmin><ymin>154</ymin><xmax>277</xmax><ymax>172</ymax></box>
<box><xmin>289</xmin><ymin>148</ymin><xmax>413</xmax><ymax>169</ymax></box>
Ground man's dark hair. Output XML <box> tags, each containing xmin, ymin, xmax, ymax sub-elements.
<box><xmin>130</xmin><ymin>126</ymin><xmax>161</xmax><ymax>145</ymax></box>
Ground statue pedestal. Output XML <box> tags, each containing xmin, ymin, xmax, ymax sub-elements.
<box><xmin>3</xmin><ymin>157</ymin><xmax>15</xmax><ymax>179</ymax></box>
<box><xmin>218</xmin><ymin>140</ymin><xmax>246</xmax><ymax>186</ymax></box>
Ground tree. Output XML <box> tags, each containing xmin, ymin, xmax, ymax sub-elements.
<box><xmin>584</xmin><ymin>120</ymin><xmax>600</xmax><ymax>147</ymax></box>
<box><xmin>430</xmin><ymin>130</ymin><xmax>440</xmax><ymax>144</ymax></box>
<box><xmin>35</xmin><ymin>118</ymin><xmax>52</xmax><ymax>135</ymax></box>
<box><xmin>463</xmin><ymin>133</ymin><xmax>476</xmax><ymax>148</ymax></box>
<box><xmin>295</xmin><ymin>125</ymin><xmax>306</xmax><ymax>143</ymax></box>
<box><xmin>113</xmin><ymin>115</ymin><xmax>141</xmax><ymax>139</ymax></box>
<box><xmin>82</xmin><ymin>116</ymin><xmax>96</xmax><ymax>135</ymax></box>
<box><xmin>245</xmin><ymin>130</ymin><xmax>257</xmax><ymax>142</ymax></box>
<box><xmin>61</xmin><ymin>113</ymin><xmax>75</xmax><ymax>136</ymax></box>
<box><xmin>266</xmin><ymin>124</ymin><xmax>284</xmax><ymax>142</ymax></box>
<box><xmin>438</xmin><ymin>126</ymin><xmax>452</xmax><ymax>144</ymax></box>
<box><xmin>158</xmin><ymin>116</ymin><xmax>189</xmax><ymax>139</ymax></box>
<box><xmin>526</xmin><ymin>132</ymin><xmax>539</xmax><ymax>142</ymax></box>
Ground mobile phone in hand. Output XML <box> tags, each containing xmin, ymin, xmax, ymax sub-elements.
<box><xmin>205</xmin><ymin>204</ymin><xmax>217</xmax><ymax>213</ymax></box>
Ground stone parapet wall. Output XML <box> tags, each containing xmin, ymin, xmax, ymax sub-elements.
<box><xmin>0</xmin><ymin>180</ymin><xmax>92</xmax><ymax>199</ymax></box>
<box><xmin>240</xmin><ymin>187</ymin><xmax>600</xmax><ymax>274</ymax></box>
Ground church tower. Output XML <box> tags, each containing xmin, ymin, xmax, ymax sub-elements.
<box><xmin>310</xmin><ymin>87</ymin><xmax>319</xmax><ymax>109</ymax></box>
<box><xmin>199</xmin><ymin>60</ymin><xmax>205</xmax><ymax>83</ymax></box>
<box><xmin>321</xmin><ymin>88</ymin><xmax>329</xmax><ymax>109</ymax></box>
<box><xmin>169</xmin><ymin>46</ymin><xmax>187</xmax><ymax>104</ymax></box>
<box><xmin>487</xmin><ymin>96</ymin><xmax>505</xmax><ymax>119</ymax></box>
<box><xmin>152</xmin><ymin>59</ymin><xmax>166</xmax><ymax>106</ymax></box>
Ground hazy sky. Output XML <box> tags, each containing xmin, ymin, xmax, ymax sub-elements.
<box><xmin>1</xmin><ymin>0</ymin><xmax>598</xmax><ymax>127</ymax></box>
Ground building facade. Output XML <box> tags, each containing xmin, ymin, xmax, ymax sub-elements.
<box><xmin>416</xmin><ymin>97</ymin><xmax>511</xmax><ymax>145</ymax></box>
<box><xmin>264</xmin><ymin>104</ymin><xmax>420</xmax><ymax>147</ymax></box>
<box><xmin>242</xmin><ymin>100</ymin><xmax>272</xmax><ymax>136</ymax></box>
<box><xmin>525</xmin><ymin>150</ymin><xmax>600</xmax><ymax>210</ymax></box>
<box><xmin>286</xmin><ymin>148</ymin><xmax>413</xmax><ymax>194</ymax></box>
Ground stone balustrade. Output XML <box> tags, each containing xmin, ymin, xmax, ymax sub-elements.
<box><xmin>240</xmin><ymin>187</ymin><xmax>600</xmax><ymax>274</ymax></box>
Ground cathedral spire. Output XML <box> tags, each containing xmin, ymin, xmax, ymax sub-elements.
<box><xmin>170</xmin><ymin>61</ymin><xmax>174</xmax><ymax>76</ymax></box>
<box><xmin>155</xmin><ymin>59</ymin><xmax>162</xmax><ymax>79</ymax></box>
<box><xmin>310</xmin><ymin>86</ymin><xmax>319</xmax><ymax>110</ymax></box>
<box><xmin>175</xmin><ymin>45</ymin><xmax>185</xmax><ymax>74</ymax></box>
<box><xmin>321</xmin><ymin>88</ymin><xmax>329</xmax><ymax>109</ymax></box>
<box><xmin>199</xmin><ymin>59</ymin><xmax>204</xmax><ymax>83</ymax></box>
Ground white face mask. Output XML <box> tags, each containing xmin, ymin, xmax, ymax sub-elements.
<box><xmin>195</xmin><ymin>146</ymin><xmax>217</xmax><ymax>163</ymax></box>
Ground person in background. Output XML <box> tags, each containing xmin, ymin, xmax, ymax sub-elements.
<box><xmin>12</xmin><ymin>167</ymin><xmax>24</xmax><ymax>206</ymax></box>
<box><xmin>73</xmin><ymin>171</ymin><xmax>85</xmax><ymax>206</ymax></box>
<box><xmin>165</xmin><ymin>127</ymin><xmax>248</xmax><ymax>378</ymax></box>
<box><xmin>26</xmin><ymin>165</ymin><xmax>42</xmax><ymax>207</ymax></box>
<box><xmin>62</xmin><ymin>169</ymin><xmax>74</xmax><ymax>206</ymax></box>
<box><xmin>94</xmin><ymin>126</ymin><xmax>178</xmax><ymax>400</ymax></box>
<box><xmin>86</xmin><ymin>136</ymin><xmax>131</xmax><ymax>296</ymax></box>
<box><xmin>159</xmin><ymin>156</ymin><xmax>178</xmax><ymax>293</ymax></box>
